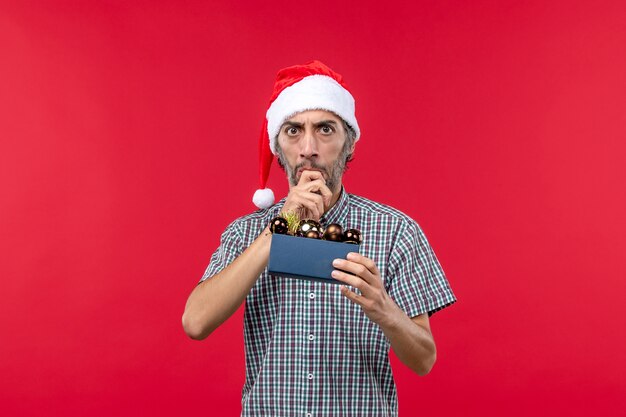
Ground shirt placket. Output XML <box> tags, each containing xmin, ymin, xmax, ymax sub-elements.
<box><xmin>303</xmin><ymin>281</ymin><xmax>320</xmax><ymax>417</ymax></box>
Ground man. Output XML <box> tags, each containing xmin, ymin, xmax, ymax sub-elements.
<box><xmin>183</xmin><ymin>61</ymin><xmax>456</xmax><ymax>417</ymax></box>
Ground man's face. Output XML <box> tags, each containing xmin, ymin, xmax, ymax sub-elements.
<box><xmin>275</xmin><ymin>110</ymin><xmax>353</xmax><ymax>192</ymax></box>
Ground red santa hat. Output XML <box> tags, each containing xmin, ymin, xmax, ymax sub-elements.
<box><xmin>252</xmin><ymin>60</ymin><xmax>360</xmax><ymax>209</ymax></box>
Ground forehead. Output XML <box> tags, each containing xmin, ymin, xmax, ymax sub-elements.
<box><xmin>284</xmin><ymin>109</ymin><xmax>344</xmax><ymax>124</ymax></box>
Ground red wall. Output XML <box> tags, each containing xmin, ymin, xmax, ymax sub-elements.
<box><xmin>2</xmin><ymin>1</ymin><xmax>625</xmax><ymax>415</ymax></box>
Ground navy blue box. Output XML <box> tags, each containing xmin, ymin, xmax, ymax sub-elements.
<box><xmin>268</xmin><ymin>234</ymin><xmax>360</xmax><ymax>284</ymax></box>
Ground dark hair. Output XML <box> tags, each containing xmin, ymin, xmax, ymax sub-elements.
<box><xmin>342</xmin><ymin>121</ymin><xmax>357</xmax><ymax>168</ymax></box>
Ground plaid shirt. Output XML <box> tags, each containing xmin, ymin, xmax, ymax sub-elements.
<box><xmin>201</xmin><ymin>189</ymin><xmax>456</xmax><ymax>417</ymax></box>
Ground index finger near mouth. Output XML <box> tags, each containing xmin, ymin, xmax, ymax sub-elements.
<box><xmin>298</xmin><ymin>170</ymin><xmax>325</xmax><ymax>184</ymax></box>
<box><xmin>303</xmin><ymin>179</ymin><xmax>327</xmax><ymax>192</ymax></box>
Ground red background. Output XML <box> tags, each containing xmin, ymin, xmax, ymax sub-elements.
<box><xmin>2</xmin><ymin>1</ymin><xmax>625</xmax><ymax>416</ymax></box>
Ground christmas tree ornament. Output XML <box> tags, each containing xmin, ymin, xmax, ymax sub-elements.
<box><xmin>297</xmin><ymin>219</ymin><xmax>322</xmax><ymax>238</ymax></box>
<box><xmin>304</xmin><ymin>230</ymin><xmax>322</xmax><ymax>239</ymax></box>
<box><xmin>323</xmin><ymin>223</ymin><xmax>344</xmax><ymax>241</ymax></box>
<box><xmin>343</xmin><ymin>228</ymin><xmax>362</xmax><ymax>244</ymax></box>
<box><xmin>269</xmin><ymin>216</ymin><xmax>289</xmax><ymax>234</ymax></box>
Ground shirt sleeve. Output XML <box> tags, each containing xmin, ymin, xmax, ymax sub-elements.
<box><xmin>386</xmin><ymin>220</ymin><xmax>456</xmax><ymax>317</ymax></box>
<box><xmin>199</xmin><ymin>220</ymin><xmax>244</xmax><ymax>283</ymax></box>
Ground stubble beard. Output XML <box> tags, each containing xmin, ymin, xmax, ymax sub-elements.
<box><xmin>276</xmin><ymin>145</ymin><xmax>350</xmax><ymax>194</ymax></box>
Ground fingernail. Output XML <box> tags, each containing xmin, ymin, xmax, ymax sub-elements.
<box><xmin>332</xmin><ymin>259</ymin><xmax>341</xmax><ymax>267</ymax></box>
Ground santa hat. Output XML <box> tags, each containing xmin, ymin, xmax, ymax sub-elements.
<box><xmin>252</xmin><ymin>60</ymin><xmax>360</xmax><ymax>209</ymax></box>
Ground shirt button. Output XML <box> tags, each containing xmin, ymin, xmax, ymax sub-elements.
<box><xmin>307</xmin><ymin>373</ymin><xmax>314</xmax><ymax>380</ymax></box>
<box><xmin>309</xmin><ymin>292</ymin><xmax>315</xmax><ymax>300</ymax></box>
<box><xmin>306</xmin><ymin>414</ymin><xmax>312</xmax><ymax>417</ymax></box>
<box><xmin>308</xmin><ymin>334</ymin><xmax>315</xmax><ymax>341</ymax></box>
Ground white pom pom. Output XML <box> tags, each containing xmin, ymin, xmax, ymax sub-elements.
<box><xmin>253</xmin><ymin>188</ymin><xmax>275</xmax><ymax>209</ymax></box>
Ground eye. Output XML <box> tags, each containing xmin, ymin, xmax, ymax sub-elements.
<box><xmin>285</xmin><ymin>126</ymin><xmax>299</xmax><ymax>136</ymax></box>
<box><xmin>320</xmin><ymin>125</ymin><xmax>334</xmax><ymax>135</ymax></box>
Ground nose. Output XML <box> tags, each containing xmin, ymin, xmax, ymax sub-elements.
<box><xmin>299</xmin><ymin>130</ymin><xmax>319</xmax><ymax>159</ymax></box>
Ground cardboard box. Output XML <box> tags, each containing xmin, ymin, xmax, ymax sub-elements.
<box><xmin>268</xmin><ymin>234</ymin><xmax>360</xmax><ymax>284</ymax></box>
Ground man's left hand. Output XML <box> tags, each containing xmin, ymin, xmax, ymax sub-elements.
<box><xmin>332</xmin><ymin>252</ymin><xmax>401</xmax><ymax>326</ymax></box>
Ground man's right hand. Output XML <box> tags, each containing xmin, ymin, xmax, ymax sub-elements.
<box><xmin>282</xmin><ymin>170</ymin><xmax>333</xmax><ymax>221</ymax></box>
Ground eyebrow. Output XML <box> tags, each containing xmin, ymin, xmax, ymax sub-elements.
<box><xmin>313</xmin><ymin>120</ymin><xmax>339</xmax><ymax>127</ymax></box>
<box><xmin>282</xmin><ymin>121</ymin><xmax>303</xmax><ymax>129</ymax></box>
<box><xmin>281</xmin><ymin>120</ymin><xmax>339</xmax><ymax>129</ymax></box>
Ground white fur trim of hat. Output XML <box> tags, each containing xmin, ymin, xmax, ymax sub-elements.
<box><xmin>265</xmin><ymin>74</ymin><xmax>360</xmax><ymax>154</ymax></box>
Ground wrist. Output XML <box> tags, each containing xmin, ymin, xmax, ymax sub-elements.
<box><xmin>377</xmin><ymin>301</ymin><xmax>406</xmax><ymax>332</ymax></box>
<box><xmin>260</xmin><ymin>226</ymin><xmax>272</xmax><ymax>238</ymax></box>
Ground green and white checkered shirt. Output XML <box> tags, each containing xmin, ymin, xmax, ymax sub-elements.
<box><xmin>201</xmin><ymin>189</ymin><xmax>456</xmax><ymax>417</ymax></box>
